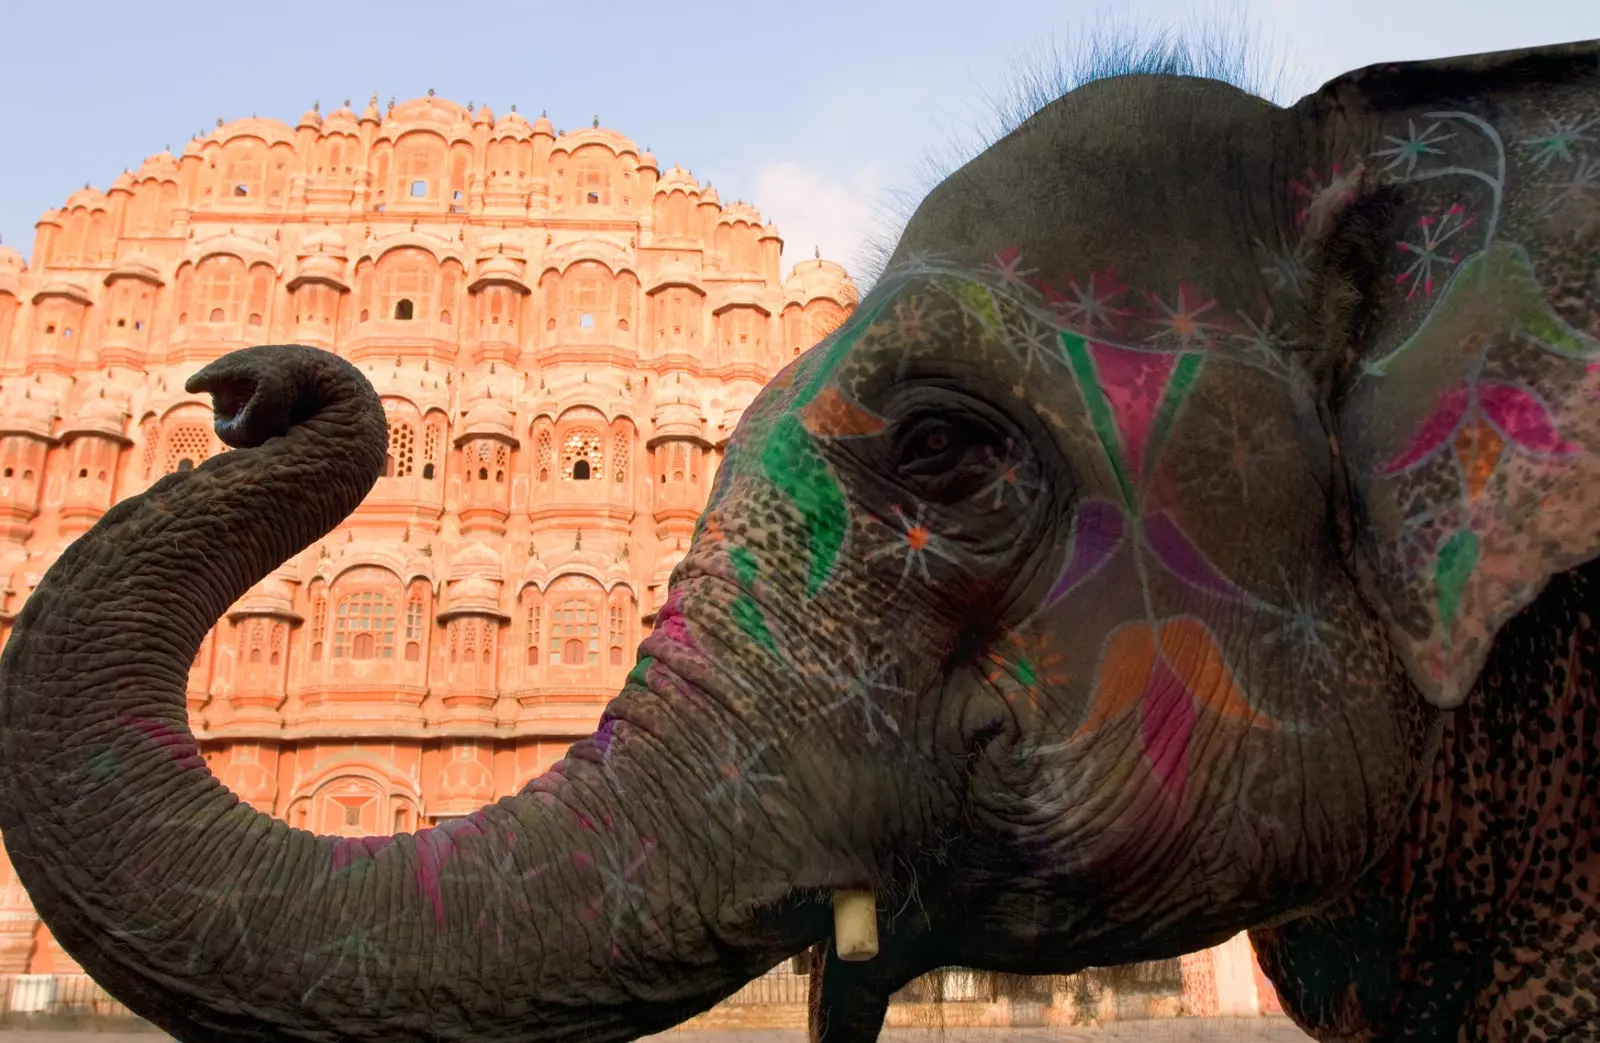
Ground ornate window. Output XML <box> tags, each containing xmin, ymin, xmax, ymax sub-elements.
<box><xmin>669</xmin><ymin>442</ymin><xmax>687</xmax><ymax>483</ymax></box>
<box><xmin>404</xmin><ymin>590</ymin><xmax>425</xmax><ymax>662</ymax></box>
<box><xmin>164</xmin><ymin>422</ymin><xmax>213</xmax><ymax>474</ymax></box>
<box><xmin>334</xmin><ymin>590</ymin><xmax>398</xmax><ymax>660</ymax></box>
<box><xmin>562</xmin><ymin>429</ymin><xmax>602</xmax><ymax>481</ymax></box>
<box><xmin>194</xmin><ymin>256</ymin><xmax>245</xmax><ymax>326</ymax></box>
<box><xmin>611</xmin><ymin>432</ymin><xmax>628</xmax><ymax>482</ymax></box>
<box><xmin>439</xmin><ymin>263</ymin><xmax>459</xmax><ymax>323</ymax></box>
<box><xmin>608</xmin><ymin>601</ymin><xmax>626</xmax><ymax>666</ymax></box>
<box><xmin>378</xmin><ymin>248</ymin><xmax>435</xmax><ymax>324</ymax></box>
<box><xmin>138</xmin><ymin>416</ymin><xmax>159</xmax><ymax>480</ymax></box>
<box><xmin>422</xmin><ymin>416</ymin><xmax>444</xmax><ymax>480</ymax></box>
<box><xmin>576</xmin><ymin>161</ymin><xmax>609</xmax><ymax>206</ymax></box>
<box><xmin>309</xmin><ymin>586</ymin><xmax>327</xmax><ymax>662</ymax></box>
<box><xmin>565</xmin><ymin>264</ymin><xmax>610</xmax><ymax>331</ymax></box>
<box><xmin>524</xmin><ymin>595</ymin><xmax>541</xmax><ymax>667</ymax></box>
<box><xmin>535</xmin><ymin>430</ymin><xmax>553</xmax><ymax>482</ymax></box>
<box><xmin>551</xmin><ymin>598</ymin><xmax>599</xmax><ymax>665</ymax></box>
<box><xmin>386</xmin><ymin>417</ymin><xmax>416</xmax><ymax>477</ymax></box>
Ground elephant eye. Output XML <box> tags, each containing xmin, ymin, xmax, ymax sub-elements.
<box><xmin>899</xmin><ymin>419</ymin><xmax>960</xmax><ymax>474</ymax></box>
<box><xmin>893</xmin><ymin>415</ymin><xmax>1004</xmax><ymax>503</ymax></box>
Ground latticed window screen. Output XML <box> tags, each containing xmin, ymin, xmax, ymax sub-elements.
<box><xmin>404</xmin><ymin>592</ymin><xmax>424</xmax><ymax>661</ymax></box>
<box><xmin>614</xmin><ymin>280</ymin><xmax>634</xmax><ymax>329</ymax></box>
<box><xmin>139</xmin><ymin>418</ymin><xmax>159</xmax><ymax>479</ymax></box>
<box><xmin>310</xmin><ymin>591</ymin><xmax>327</xmax><ymax>661</ymax></box>
<box><xmin>480</xmin><ymin>623</ymin><xmax>494</xmax><ymax>663</ymax></box>
<box><xmin>608</xmin><ymin>603</ymin><xmax>627</xmax><ymax>665</ymax></box>
<box><xmin>543</xmin><ymin>279</ymin><xmax>560</xmax><ymax>329</ymax></box>
<box><xmin>535</xmin><ymin>431</ymin><xmax>553</xmax><ymax>481</ymax></box>
<box><xmin>439</xmin><ymin>265</ymin><xmax>458</xmax><ymax>322</ymax></box>
<box><xmin>246</xmin><ymin>619</ymin><xmax>267</xmax><ymax>664</ymax></box>
<box><xmin>525</xmin><ymin>600</ymin><xmax>541</xmax><ymax>666</ymax></box>
<box><xmin>561</xmin><ymin>429</ymin><xmax>603</xmax><ymax>480</ymax></box>
<box><xmin>387</xmin><ymin>419</ymin><xmax>416</xmax><ymax>477</ymax></box>
<box><xmin>550</xmin><ymin>599</ymin><xmax>599</xmax><ymax>665</ymax></box>
<box><xmin>423</xmin><ymin>417</ymin><xmax>443</xmax><ymax>479</ymax></box>
<box><xmin>164</xmin><ymin>423</ymin><xmax>212</xmax><ymax>473</ymax></box>
<box><xmin>494</xmin><ymin>443</ymin><xmax>510</xmax><ymax>482</ymax></box>
<box><xmin>333</xmin><ymin>591</ymin><xmax>397</xmax><ymax>660</ymax></box>
<box><xmin>669</xmin><ymin>442</ymin><xmax>688</xmax><ymax>482</ymax></box>
<box><xmin>611</xmin><ymin>433</ymin><xmax>628</xmax><ymax>482</ymax></box>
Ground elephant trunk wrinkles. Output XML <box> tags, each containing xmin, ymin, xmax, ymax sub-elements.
<box><xmin>0</xmin><ymin>345</ymin><xmax>808</xmax><ymax>1042</ymax></box>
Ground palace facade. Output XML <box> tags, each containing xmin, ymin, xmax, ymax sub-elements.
<box><xmin>0</xmin><ymin>93</ymin><xmax>856</xmax><ymax>973</ymax></box>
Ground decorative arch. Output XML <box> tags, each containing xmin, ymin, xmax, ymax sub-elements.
<box><xmin>329</xmin><ymin>565</ymin><xmax>404</xmax><ymax>662</ymax></box>
<box><xmin>157</xmin><ymin>404</ymin><xmax>218</xmax><ymax>475</ymax></box>
<box><xmin>192</xmin><ymin>253</ymin><xmax>247</xmax><ymax>327</ymax></box>
<box><xmin>290</xmin><ymin>759</ymin><xmax>423</xmax><ymax>836</ymax></box>
<box><xmin>390</xmin><ymin>130</ymin><xmax>449</xmax><ymax>205</ymax></box>
<box><xmin>545</xmin><ymin>573</ymin><xmax>604</xmax><ymax>667</ymax></box>
<box><xmin>374</xmin><ymin>246</ymin><xmax>439</xmax><ymax>324</ymax></box>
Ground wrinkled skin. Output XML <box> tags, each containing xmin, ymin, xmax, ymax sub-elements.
<box><xmin>1</xmin><ymin>39</ymin><xmax>1597</xmax><ymax>1043</ymax></box>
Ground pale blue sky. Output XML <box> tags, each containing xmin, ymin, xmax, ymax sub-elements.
<box><xmin>1</xmin><ymin>0</ymin><xmax>1595</xmax><ymax>278</ymax></box>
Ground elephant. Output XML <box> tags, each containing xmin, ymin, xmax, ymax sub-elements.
<box><xmin>1</xmin><ymin>35</ymin><xmax>1597</xmax><ymax>1043</ymax></box>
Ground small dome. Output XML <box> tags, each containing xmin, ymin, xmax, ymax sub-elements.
<box><xmin>63</xmin><ymin>186</ymin><xmax>107</xmax><ymax>211</ymax></box>
<box><xmin>298</xmin><ymin>105</ymin><xmax>322</xmax><ymax>130</ymax></box>
<box><xmin>637</xmin><ymin>150</ymin><xmax>658</xmax><ymax>172</ymax></box>
<box><xmin>443</xmin><ymin>574</ymin><xmax>503</xmax><ymax>617</ymax></box>
<box><xmin>0</xmin><ymin>384</ymin><xmax>59</xmax><ymax>439</ymax></box>
<box><xmin>530</xmin><ymin>112</ymin><xmax>555</xmax><ymax>136</ymax></box>
<box><xmin>0</xmin><ymin>245</ymin><xmax>26</xmax><ymax>296</ymax></box>
<box><xmin>699</xmin><ymin>184</ymin><xmax>721</xmax><ymax>206</ymax></box>
<box><xmin>318</xmin><ymin>100</ymin><xmax>359</xmax><ymax>133</ymax></box>
<box><xmin>357</xmin><ymin>96</ymin><xmax>381</xmax><ymax>123</ymax></box>
<box><xmin>651</xmin><ymin>399</ymin><xmax>706</xmax><ymax>442</ymax></box>
<box><xmin>473</xmin><ymin>104</ymin><xmax>495</xmax><ymax>126</ymax></box>
<box><xmin>135</xmin><ymin>151</ymin><xmax>179</xmax><ymax>181</ymax></box>
<box><xmin>103</xmin><ymin>253</ymin><xmax>164</xmax><ymax>287</ymax></box>
<box><xmin>450</xmin><ymin>539</ymin><xmax>502</xmax><ymax>574</ymax></box>
<box><xmin>217</xmin><ymin>117</ymin><xmax>296</xmax><ymax>148</ymax></box>
<box><xmin>386</xmin><ymin>95</ymin><xmax>469</xmax><ymax>132</ymax></box>
<box><xmin>110</xmin><ymin>170</ymin><xmax>135</xmax><ymax>193</ymax></box>
<box><xmin>718</xmin><ymin>201</ymin><xmax>762</xmax><ymax>225</ymax></box>
<box><xmin>785</xmin><ymin>257</ymin><xmax>859</xmax><ymax>307</ymax></box>
<box><xmin>228</xmin><ymin>569</ymin><xmax>300</xmax><ymax>620</ymax></box>
<box><xmin>492</xmin><ymin>109</ymin><xmax>532</xmax><ymax>140</ymax></box>
<box><xmin>654</xmin><ymin>165</ymin><xmax>699</xmax><ymax>195</ymax></box>
<box><xmin>62</xmin><ymin>384</ymin><xmax>131</xmax><ymax>440</ymax></box>
<box><xmin>297</xmin><ymin>226</ymin><xmax>348</xmax><ymax>258</ymax></box>
<box><xmin>458</xmin><ymin>393</ymin><xmax>516</xmax><ymax>443</ymax></box>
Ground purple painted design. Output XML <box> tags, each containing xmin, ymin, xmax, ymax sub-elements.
<box><xmin>1047</xmin><ymin>499</ymin><xmax>1125</xmax><ymax>603</ymax></box>
<box><xmin>1142</xmin><ymin>511</ymin><xmax>1248</xmax><ymax>602</ymax></box>
<box><xmin>413</xmin><ymin>814</ymin><xmax>487</xmax><ymax>929</ymax></box>
<box><xmin>1476</xmin><ymin>381</ymin><xmax>1582</xmax><ymax>456</ymax></box>
<box><xmin>330</xmin><ymin>835</ymin><xmax>394</xmax><ymax>873</ymax></box>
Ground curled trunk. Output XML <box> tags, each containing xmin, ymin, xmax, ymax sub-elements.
<box><xmin>0</xmin><ymin>345</ymin><xmax>821</xmax><ymax>1041</ymax></box>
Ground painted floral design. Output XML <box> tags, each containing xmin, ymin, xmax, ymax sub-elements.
<box><xmin>1377</xmin><ymin>378</ymin><xmax>1581</xmax><ymax>496</ymax></box>
<box><xmin>1395</xmin><ymin>205</ymin><xmax>1476</xmax><ymax>300</ymax></box>
<box><xmin>985</xmin><ymin>629</ymin><xmax>1070</xmax><ymax>715</ymax></box>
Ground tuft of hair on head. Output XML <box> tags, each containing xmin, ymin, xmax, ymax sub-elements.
<box><xmin>852</xmin><ymin>1</ymin><xmax>1314</xmax><ymax>287</ymax></box>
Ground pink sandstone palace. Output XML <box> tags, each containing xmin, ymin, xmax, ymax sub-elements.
<box><xmin>0</xmin><ymin>92</ymin><xmax>1281</xmax><ymax>1023</ymax></box>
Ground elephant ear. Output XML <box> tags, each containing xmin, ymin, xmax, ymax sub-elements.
<box><xmin>1324</xmin><ymin>41</ymin><xmax>1600</xmax><ymax>708</ymax></box>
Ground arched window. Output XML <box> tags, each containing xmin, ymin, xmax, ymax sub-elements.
<box><xmin>404</xmin><ymin>589</ymin><xmax>425</xmax><ymax>662</ymax></box>
<box><xmin>535</xmin><ymin>430</ymin><xmax>553</xmax><ymax>482</ymax></box>
<box><xmin>524</xmin><ymin>594</ymin><xmax>541</xmax><ymax>667</ymax></box>
<box><xmin>551</xmin><ymin>598</ymin><xmax>599</xmax><ymax>665</ymax></box>
<box><xmin>608</xmin><ymin>601</ymin><xmax>626</xmax><ymax>666</ymax></box>
<box><xmin>163</xmin><ymin>422</ymin><xmax>213</xmax><ymax>474</ymax></box>
<box><xmin>386</xmin><ymin>416</ymin><xmax>417</xmax><ymax>477</ymax></box>
<box><xmin>334</xmin><ymin>589</ymin><xmax>398</xmax><ymax>660</ymax></box>
<box><xmin>394</xmin><ymin>298</ymin><xmax>413</xmax><ymax>321</ymax></box>
<box><xmin>561</xmin><ymin>428</ymin><xmax>602</xmax><ymax>481</ymax></box>
<box><xmin>309</xmin><ymin>585</ymin><xmax>327</xmax><ymax>662</ymax></box>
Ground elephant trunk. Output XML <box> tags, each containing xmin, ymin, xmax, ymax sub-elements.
<box><xmin>0</xmin><ymin>345</ymin><xmax>819</xmax><ymax>1041</ymax></box>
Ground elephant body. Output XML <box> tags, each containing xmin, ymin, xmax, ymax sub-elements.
<box><xmin>0</xmin><ymin>38</ymin><xmax>1596</xmax><ymax>1043</ymax></box>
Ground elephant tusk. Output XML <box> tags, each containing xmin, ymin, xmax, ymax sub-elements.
<box><xmin>831</xmin><ymin>890</ymin><xmax>879</xmax><ymax>961</ymax></box>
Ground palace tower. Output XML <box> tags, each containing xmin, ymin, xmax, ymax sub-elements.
<box><xmin>0</xmin><ymin>93</ymin><xmax>856</xmax><ymax>973</ymax></box>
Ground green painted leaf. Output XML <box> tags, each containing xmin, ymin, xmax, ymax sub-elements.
<box><xmin>1434</xmin><ymin>530</ymin><xmax>1480</xmax><ymax>646</ymax></box>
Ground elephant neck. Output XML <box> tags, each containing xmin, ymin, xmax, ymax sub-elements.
<box><xmin>1252</xmin><ymin>555</ymin><xmax>1600</xmax><ymax>1039</ymax></box>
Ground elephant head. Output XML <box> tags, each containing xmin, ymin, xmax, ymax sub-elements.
<box><xmin>2</xmin><ymin>38</ymin><xmax>1597</xmax><ymax>1043</ymax></box>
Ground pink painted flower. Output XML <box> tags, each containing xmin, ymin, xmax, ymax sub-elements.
<box><xmin>1378</xmin><ymin>378</ymin><xmax>1581</xmax><ymax>496</ymax></box>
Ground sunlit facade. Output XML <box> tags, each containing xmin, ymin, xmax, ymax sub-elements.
<box><xmin>0</xmin><ymin>94</ymin><xmax>856</xmax><ymax>973</ymax></box>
